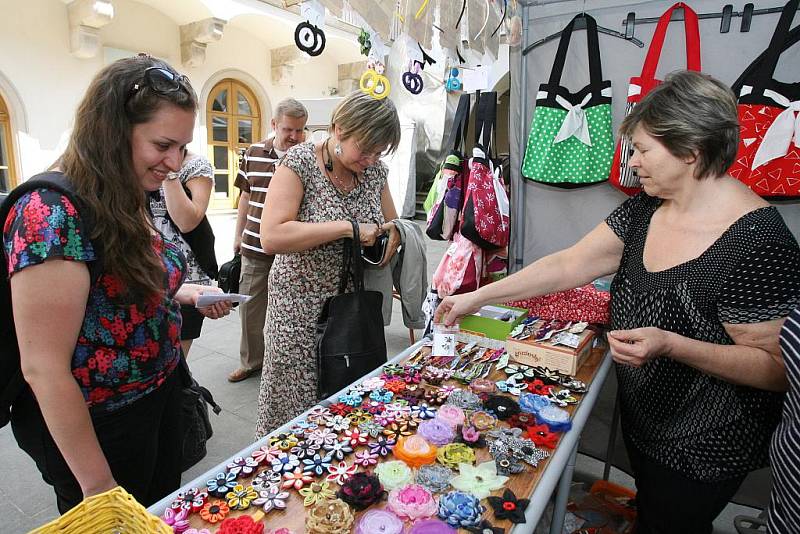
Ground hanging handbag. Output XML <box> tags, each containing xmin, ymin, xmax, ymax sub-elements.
<box><xmin>521</xmin><ymin>13</ymin><xmax>614</xmax><ymax>187</ymax></box>
<box><xmin>431</xmin><ymin>231</ymin><xmax>484</xmax><ymax>297</ymax></box>
<box><xmin>609</xmin><ymin>2</ymin><xmax>701</xmax><ymax>195</ymax></box>
<box><xmin>316</xmin><ymin>221</ymin><xmax>387</xmax><ymax>400</ymax></box>
<box><xmin>178</xmin><ymin>354</ymin><xmax>222</xmax><ymax>472</ymax></box>
<box><xmin>728</xmin><ymin>0</ymin><xmax>800</xmax><ymax>198</ymax></box>
<box><xmin>217</xmin><ymin>253</ymin><xmax>241</xmax><ymax>294</ymax></box>
<box><xmin>426</xmin><ymin>94</ymin><xmax>470</xmax><ymax>241</ymax></box>
<box><xmin>461</xmin><ymin>91</ymin><xmax>511</xmax><ymax>250</ymax></box>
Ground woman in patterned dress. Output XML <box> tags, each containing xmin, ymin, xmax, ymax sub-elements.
<box><xmin>437</xmin><ymin>71</ymin><xmax>800</xmax><ymax>533</ymax></box>
<box><xmin>255</xmin><ymin>91</ymin><xmax>402</xmax><ymax>437</ymax></box>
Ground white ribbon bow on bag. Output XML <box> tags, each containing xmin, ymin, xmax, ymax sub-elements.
<box><xmin>553</xmin><ymin>93</ymin><xmax>593</xmax><ymax>146</ymax></box>
<box><xmin>750</xmin><ymin>88</ymin><xmax>800</xmax><ymax>170</ymax></box>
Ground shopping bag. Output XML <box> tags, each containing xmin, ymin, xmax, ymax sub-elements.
<box><xmin>609</xmin><ymin>2</ymin><xmax>701</xmax><ymax>195</ymax></box>
<box><xmin>521</xmin><ymin>13</ymin><xmax>614</xmax><ymax>186</ymax></box>
<box><xmin>728</xmin><ymin>0</ymin><xmax>800</xmax><ymax>198</ymax></box>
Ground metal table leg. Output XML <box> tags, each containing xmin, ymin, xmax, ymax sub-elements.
<box><xmin>550</xmin><ymin>442</ymin><xmax>579</xmax><ymax>534</ymax></box>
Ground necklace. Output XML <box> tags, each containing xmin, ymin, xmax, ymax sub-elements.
<box><xmin>322</xmin><ymin>140</ymin><xmax>358</xmax><ymax>194</ymax></box>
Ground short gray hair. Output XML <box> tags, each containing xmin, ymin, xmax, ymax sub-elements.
<box><xmin>274</xmin><ymin>98</ymin><xmax>308</xmax><ymax>120</ymax></box>
<box><xmin>330</xmin><ymin>91</ymin><xmax>401</xmax><ymax>155</ymax></box>
<box><xmin>620</xmin><ymin>70</ymin><xmax>739</xmax><ymax>180</ymax></box>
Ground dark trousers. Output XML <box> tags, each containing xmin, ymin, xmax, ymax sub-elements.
<box><xmin>625</xmin><ymin>435</ymin><xmax>745</xmax><ymax>534</ymax></box>
<box><xmin>11</xmin><ymin>368</ymin><xmax>184</xmax><ymax>514</ymax></box>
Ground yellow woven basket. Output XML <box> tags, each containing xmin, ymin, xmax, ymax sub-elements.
<box><xmin>29</xmin><ymin>486</ymin><xmax>170</xmax><ymax>534</ymax></box>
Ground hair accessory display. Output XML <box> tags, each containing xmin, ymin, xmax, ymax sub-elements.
<box><xmin>227</xmin><ymin>456</ymin><xmax>260</xmax><ymax>478</ymax></box>
<box><xmin>436</xmin><ymin>443</ymin><xmax>476</xmax><ymax>469</ymax></box>
<box><xmin>449</xmin><ymin>461</ymin><xmax>508</xmax><ymax>499</ymax></box>
<box><xmin>407</xmin><ymin>518</ymin><xmax>457</xmax><ymax>533</ymax></box>
<box><xmin>337</xmin><ymin>472</ymin><xmax>386</xmax><ymax>510</ymax></box>
<box><xmin>170</xmin><ymin>487</ymin><xmax>207</xmax><ymax>514</ymax></box>
<box><xmin>411</xmin><ymin>403</ymin><xmax>437</xmax><ymax>420</ymax></box>
<box><xmin>328</xmin><ymin>402</ymin><xmax>353</xmax><ymax>416</ymax></box>
<box><xmin>302</xmin><ymin>453</ymin><xmax>334</xmax><ymax>477</ymax></box>
<box><xmin>445</xmin><ymin>389</ymin><xmax>483</xmax><ymax>411</ymax></box>
<box><xmin>382</xmin><ymin>421</ymin><xmax>413</xmax><ymax>441</ymax></box>
<box><xmin>252</xmin><ymin>470</ymin><xmax>282</xmax><ymax>490</ymax></box>
<box><xmin>387</xmin><ymin>484</ymin><xmax>439</xmax><ymax>520</ymax></box>
<box><xmin>536</xmin><ymin>405</ymin><xmax>573</xmax><ymax>432</ymax></box>
<box><xmin>375</xmin><ymin>460</ymin><xmax>414</xmax><ymax>490</ymax></box>
<box><xmin>368</xmin><ymin>436</ymin><xmax>397</xmax><ymax>457</ymax></box>
<box><xmin>384</xmin><ymin>377</ymin><xmax>407</xmax><ymax>393</ymax></box>
<box><xmin>416</xmin><ymin>464</ymin><xmax>454</xmax><ymax>493</ymax></box>
<box><xmin>494</xmin><ymin>453</ymin><xmax>526</xmax><ymax>476</ymax></box>
<box><xmin>469</xmin><ymin>411</ymin><xmax>497</xmax><ymax>431</ymax></box>
<box><xmin>199</xmin><ymin>499</ymin><xmax>230</xmax><ymax>524</ymax></box>
<box><xmin>483</xmin><ymin>395</ymin><xmax>521</xmax><ymax>420</ymax></box>
<box><xmin>306</xmin><ymin>427</ymin><xmax>339</xmax><ymax>448</ymax></box>
<box><xmin>251</xmin><ymin>445</ymin><xmax>283</xmax><ymax>466</ymax></box>
<box><xmin>469</xmin><ymin>378</ymin><xmax>496</xmax><ymax>395</ymax></box>
<box><xmin>456</xmin><ymin>425</ymin><xmax>486</xmax><ymax>449</ymax></box>
<box><xmin>306</xmin><ymin>498</ymin><xmax>355</xmax><ymax>534</ymax></box>
<box><xmin>393</xmin><ymin>435</ymin><xmax>439</xmax><ymax>468</ymax></box>
<box><xmin>291</xmin><ymin>440</ymin><xmax>321</xmax><ymax>460</ymax></box>
<box><xmin>253</xmin><ymin>484</ymin><xmax>290</xmax><ymax>513</ymax></box>
<box><xmin>355</xmin><ymin>509</ymin><xmax>405</xmax><ymax>534</ymax></box>
<box><xmin>487</xmin><ymin>488</ymin><xmax>530</xmax><ymax>523</ymax></box>
<box><xmin>294</xmin><ymin>21</ymin><xmax>325</xmax><ymax>57</ymax></box>
<box><xmin>271</xmin><ymin>452</ymin><xmax>301</xmax><ymax>474</ymax></box>
<box><xmin>359</xmin><ymin>420</ymin><xmax>386</xmax><ymax>438</ymax></box>
<box><xmin>162</xmin><ymin>507</ymin><xmax>190</xmax><ymax>533</ymax></box>
<box><xmin>418</xmin><ymin>419</ymin><xmax>456</xmax><ymax>446</ymax></box>
<box><xmin>217</xmin><ymin>515</ymin><xmax>265</xmax><ymax>534</ymax></box>
<box><xmin>326</xmin><ymin>460</ymin><xmax>357</xmax><ymax>485</ymax></box>
<box><xmin>370</xmin><ymin>388</ymin><xmax>395</xmax><ymax>403</ymax></box>
<box><xmin>298</xmin><ymin>481</ymin><xmax>336</xmax><ymax>507</ymax></box>
<box><xmin>527</xmin><ymin>424</ymin><xmax>559</xmax><ymax>449</ymax></box>
<box><xmin>354</xmin><ymin>449</ymin><xmax>380</xmax><ymax>467</ymax></box>
<box><xmin>438</xmin><ymin>491</ymin><xmax>485</xmax><ymax>528</ymax></box>
<box><xmin>324</xmin><ymin>439</ymin><xmax>354</xmax><ymax>461</ymax></box>
<box><xmin>207</xmin><ymin>472</ymin><xmax>238</xmax><ymax>498</ymax></box>
<box><xmin>435</xmin><ymin>405</ymin><xmax>466</xmax><ymax>428</ymax></box>
<box><xmin>518</xmin><ymin>393</ymin><xmax>551</xmax><ymax>414</ymax></box>
<box><xmin>225</xmin><ymin>484</ymin><xmax>258</xmax><ymax>511</ymax></box>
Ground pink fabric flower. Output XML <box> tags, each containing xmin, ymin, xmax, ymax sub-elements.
<box><xmin>387</xmin><ymin>483</ymin><xmax>438</xmax><ymax>520</ymax></box>
<box><xmin>162</xmin><ymin>508</ymin><xmax>190</xmax><ymax>533</ymax></box>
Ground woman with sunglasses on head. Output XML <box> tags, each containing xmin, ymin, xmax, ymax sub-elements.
<box><xmin>254</xmin><ymin>91</ymin><xmax>402</xmax><ymax>437</ymax></box>
<box><xmin>2</xmin><ymin>55</ymin><xmax>231</xmax><ymax>513</ymax></box>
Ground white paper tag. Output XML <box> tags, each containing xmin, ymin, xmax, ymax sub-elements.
<box><xmin>300</xmin><ymin>0</ymin><xmax>325</xmax><ymax>28</ymax></box>
<box><xmin>195</xmin><ymin>293</ymin><xmax>252</xmax><ymax>307</ymax></box>
<box><xmin>551</xmin><ymin>331</ymin><xmax>580</xmax><ymax>349</ymax></box>
<box><xmin>462</xmin><ymin>65</ymin><xmax>490</xmax><ymax>92</ymax></box>
<box><xmin>432</xmin><ymin>326</ymin><xmax>457</xmax><ymax>357</ymax></box>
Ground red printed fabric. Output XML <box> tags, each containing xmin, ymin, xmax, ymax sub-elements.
<box><xmin>460</xmin><ymin>154</ymin><xmax>509</xmax><ymax>250</ymax></box>
<box><xmin>507</xmin><ymin>284</ymin><xmax>610</xmax><ymax>324</ymax></box>
<box><xmin>730</xmin><ymin>102</ymin><xmax>800</xmax><ymax>197</ymax></box>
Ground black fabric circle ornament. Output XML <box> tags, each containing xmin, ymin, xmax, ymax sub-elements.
<box><xmin>483</xmin><ymin>394</ymin><xmax>521</xmax><ymax>421</ymax></box>
<box><xmin>294</xmin><ymin>21</ymin><xmax>326</xmax><ymax>56</ymax></box>
<box><xmin>402</xmin><ymin>71</ymin><xmax>423</xmax><ymax>94</ymax></box>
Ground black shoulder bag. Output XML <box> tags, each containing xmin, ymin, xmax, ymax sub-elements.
<box><xmin>315</xmin><ymin>221</ymin><xmax>387</xmax><ymax>400</ymax></box>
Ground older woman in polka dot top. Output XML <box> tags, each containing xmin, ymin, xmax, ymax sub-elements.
<box><xmin>437</xmin><ymin>70</ymin><xmax>800</xmax><ymax>534</ymax></box>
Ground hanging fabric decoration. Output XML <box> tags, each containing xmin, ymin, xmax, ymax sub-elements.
<box><xmin>295</xmin><ymin>0</ymin><xmax>327</xmax><ymax>56</ymax></box>
<box><xmin>358</xmin><ymin>28</ymin><xmax>372</xmax><ymax>56</ymax></box>
<box><xmin>608</xmin><ymin>2</ymin><xmax>701</xmax><ymax>195</ymax></box>
<box><xmin>728</xmin><ymin>0</ymin><xmax>800</xmax><ymax>198</ymax></box>
<box><xmin>360</xmin><ymin>60</ymin><xmax>391</xmax><ymax>100</ymax></box>
<box><xmin>402</xmin><ymin>40</ymin><xmax>434</xmax><ymax>95</ymax></box>
<box><xmin>445</xmin><ymin>67</ymin><xmax>462</xmax><ymax>92</ymax></box>
<box><xmin>521</xmin><ymin>14</ymin><xmax>614</xmax><ymax>186</ymax></box>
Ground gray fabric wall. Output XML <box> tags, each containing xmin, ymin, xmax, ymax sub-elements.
<box><xmin>510</xmin><ymin>0</ymin><xmax>799</xmax><ymax>269</ymax></box>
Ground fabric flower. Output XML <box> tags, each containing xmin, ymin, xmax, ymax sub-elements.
<box><xmin>416</xmin><ymin>464</ymin><xmax>454</xmax><ymax>494</ymax></box>
<box><xmin>226</xmin><ymin>456</ymin><xmax>259</xmax><ymax>478</ymax></box>
<box><xmin>252</xmin><ymin>469</ymin><xmax>282</xmax><ymax>490</ymax></box>
<box><xmin>527</xmin><ymin>424</ymin><xmax>559</xmax><ymax>449</ymax></box>
<box><xmin>306</xmin><ymin>498</ymin><xmax>355</xmax><ymax>534</ymax></box>
<box><xmin>253</xmin><ymin>484</ymin><xmax>290</xmax><ymax>513</ymax></box>
<box><xmin>225</xmin><ymin>484</ymin><xmax>258</xmax><ymax>510</ymax></box>
<box><xmin>384</xmin><ymin>377</ymin><xmax>407</xmax><ymax>393</ymax></box>
<box><xmin>487</xmin><ymin>488</ymin><xmax>529</xmax><ymax>523</ymax></box>
<box><xmin>483</xmin><ymin>395</ymin><xmax>521</xmax><ymax>420</ymax></box>
<box><xmin>387</xmin><ymin>483</ymin><xmax>438</xmax><ymax>520</ymax></box>
<box><xmin>348</xmin><ymin>409</ymin><xmax>373</xmax><ymax>425</ymax></box>
<box><xmin>418</xmin><ymin>418</ymin><xmax>455</xmax><ymax>446</ymax></box>
<box><xmin>355</xmin><ymin>509</ymin><xmax>404</xmax><ymax>534</ymax></box>
<box><xmin>302</xmin><ymin>453</ymin><xmax>333</xmax><ymax>476</ymax></box>
<box><xmin>505</xmin><ymin>363</ymin><xmax>535</xmax><ymax>380</ymax></box>
<box><xmin>337</xmin><ymin>472</ymin><xmax>385</xmax><ymax>510</ymax></box>
<box><xmin>445</xmin><ymin>389</ymin><xmax>483</xmax><ymax>411</ymax></box>
<box><xmin>361</xmin><ymin>376</ymin><xmax>386</xmax><ymax>391</ymax></box>
<box><xmin>325</xmin><ymin>414</ymin><xmax>352</xmax><ymax>432</ymax></box>
<box><xmin>507</xmin><ymin>412</ymin><xmax>537</xmax><ymax>430</ymax></box>
<box><xmin>496</xmin><ymin>378</ymin><xmax>528</xmax><ymax>396</ymax></box>
<box><xmin>170</xmin><ymin>487</ymin><xmax>207</xmax><ymax>513</ymax></box>
<box><xmin>361</xmin><ymin>400</ymin><xmax>387</xmax><ymax>415</ymax></box>
<box><xmin>354</xmin><ymin>449</ymin><xmax>379</xmax><ymax>467</ymax></box>
<box><xmin>370</xmin><ymin>388</ymin><xmax>394</xmax><ymax>403</ymax></box>
<box><xmin>494</xmin><ymin>454</ymin><xmax>526</xmax><ymax>476</ymax></box>
<box><xmin>393</xmin><ymin>435</ymin><xmax>438</xmax><ymax>468</ymax></box>
<box><xmin>306</xmin><ymin>406</ymin><xmax>332</xmax><ymax>425</ymax></box>
<box><xmin>435</xmin><ymin>405</ymin><xmax>466</xmax><ymax>428</ymax></box>
<box><xmin>383</xmin><ymin>421</ymin><xmax>413</xmax><ymax>441</ymax></box>
<box><xmin>368</xmin><ymin>436</ymin><xmax>396</xmax><ymax>457</ymax></box>
<box><xmin>547</xmin><ymin>388</ymin><xmax>578</xmax><ymax>406</ymax></box>
<box><xmin>437</xmin><ymin>491</ymin><xmax>485</xmax><ymax>528</ymax></box>
<box><xmin>217</xmin><ymin>515</ymin><xmax>265</xmax><ymax>534</ymax></box>
<box><xmin>199</xmin><ymin>499</ymin><xmax>229</xmax><ymax>523</ymax></box>
<box><xmin>289</xmin><ymin>420</ymin><xmax>318</xmax><ymax>433</ymax></box>
<box><xmin>184</xmin><ymin>529</ymin><xmax>212</xmax><ymax>534</ymax></box>
<box><xmin>270</xmin><ymin>452</ymin><xmax>301</xmax><ymax>474</ymax></box>
<box><xmin>465</xmin><ymin>520</ymin><xmax>504</xmax><ymax>534</ymax></box>
<box><xmin>251</xmin><ymin>445</ymin><xmax>282</xmax><ymax>466</ymax></box>
<box><xmin>534</xmin><ymin>366</ymin><xmax>561</xmax><ymax>384</ymax></box>
<box><xmin>469</xmin><ymin>411</ymin><xmax>497</xmax><ymax>431</ymax></box>
<box><xmin>518</xmin><ymin>393</ymin><xmax>551</xmax><ymax>414</ymax></box>
<box><xmin>449</xmin><ymin>461</ymin><xmax>508</xmax><ymax>499</ymax></box>
<box><xmin>306</xmin><ymin>427</ymin><xmax>339</xmax><ymax>447</ymax></box>
<box><xmin>407</xmin><ymin>519</ymin><xmax>458</xmax><ymax>533</ymax></box>
<box><xmin>298</xmin><ymin>480</ymin><xmax>336</xmax><ymax>507</ymax></box>
<box><xmin>162</xmin><ymin>507</ymin><xmax>190</xmax><ymax>533</ymax></box>
<box><xmin>282</xmin><ymin>467</ymin><xmax>314</xmax><ymax>491</ymax></box>
<box><xmin>375</xmin><ymin>460</ymin><xmax>414</xmax><ymax>490</ymax></box>
<box><xmin>324</xmin><ymin>439</ymin><xmax>354</xmax><ymax>461</ymax></box>
<box><xmin>382</xmin><ymin>363</ymin><xmax>404</xmax><ymax>376</ymax></box>
<box><xmin>343</xmin><ymin>428</ymin><xmax>368</xmax><ymax>447</ymax></box>
<box><xmin>290</xmin><ymin>440</ymin><xmax>321</xmax><ymax>460</ymax></box>
<box><xmin>456</xmin><ymin>425</ymin><xmax>486</xmax><ymax>448</ymax></box>
<box><xmin>326</xmin><ymin>460</ymin><xmax>357</xmax><ymax>485</ymax></box>
<box><xmin>328</xmin><ymin>402</ymin><xmax>353</xmax><ymax>416</ymax></box>
<box><xmin>268</xmin><ymin>432</ymin><xmax>300</xmax><ymax>451</ymax></box>
<box><xmin>207</xmin><ymin>472</ymin><xmax>237</xmax><ymax>498</ymax></box>
<box><xmin>436</xmin><ymin>442</ymin><xmax>476</xmax><ymax>469</ymax></box>
<box><xmin>527</xmin><ymin>379</ymin><xmax>554</xmax><ymax>396</ymax></box>
<box><xmin>359</xmin><ymin>420</ymin><xmax>385</xmax><ymax>438</ymax></box>
<box><xmin>411</xmin><ymin>403</ymin><xmax>437</xmax><ymax>420</ymax></box>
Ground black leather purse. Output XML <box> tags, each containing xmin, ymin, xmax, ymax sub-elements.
<box><xmin>218</xmin><ymin>254</ymin><xmax>241</xmax><ymax>294</ymax></box>
<box><xmin>316</xmin><ymin>221</ymin><xmax>387</xmax><ymax>400</ymax></box>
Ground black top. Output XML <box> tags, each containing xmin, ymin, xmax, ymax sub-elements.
<box><xmin>606</xmin><ymin>193</ymin><xmax>800</xmax><ymax>482</ymax></box>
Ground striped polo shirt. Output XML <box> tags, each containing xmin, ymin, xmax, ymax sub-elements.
<box><xmin>234</xmin><ymin>138</ymin><xmax>282</xmax><ymax>258</ymax></box>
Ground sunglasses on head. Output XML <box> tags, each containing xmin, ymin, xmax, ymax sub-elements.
<box><xmin>127</xmin><ymin>67</ymin><xmax>189</xmax><ymax>103</ymax></box>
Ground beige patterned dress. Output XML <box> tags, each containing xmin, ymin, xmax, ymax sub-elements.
<box><xmin>255</xmin><ymin>141</ymin><xmax>386</xmax><ymax>437</ymax></box>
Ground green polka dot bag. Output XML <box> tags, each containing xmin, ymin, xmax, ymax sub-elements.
<box><xmin>521</xmin><ymin>14</ymin><xmax>614</xmax><ymax>186</ymax></box>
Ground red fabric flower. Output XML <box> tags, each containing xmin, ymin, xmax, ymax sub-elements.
<box><xmin>217</xmin><ymin>514</ymin><xmax>264</xmax><ymax>534</ymax></box>
<box><xmin>527</xmin><ymin>379</ymin><xmax>554</xmax><ymax>396</ymax></box>
<box><xmin>527</xmin><ymin>424</ymin><xmax>559</xmax><ymax>449</ymax></box>
<box><xmin>329</xmin><ymin>402</ymin><xmax>353</xmax><ymax>416</ymax></box>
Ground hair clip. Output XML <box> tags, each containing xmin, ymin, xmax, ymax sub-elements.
<box><xmin>170</xmin><ymin>487</ymin><xmax>207</xmax><ymax>514</ymax></box>
<box><xmin>487</xmin><ymin>488</ymin><xmax>529</xmax><ymax>524</ymax></box>
<box><xmin>559</xmin><ymin>376</ymin><xmax>587</xmax><ymax>393</ymax></box>
<box><xmin>512</xmin><ymin>439</ymin><xmax>550</xmax><ymax>467</ymax></box>
<box><xmin>328</xmin><ymin>402</ymin><xmax>354</xmax><ymax>416</ymax></box>
<box><xmin>306</xmin><ymin>407</ymin><xmax>332</xmax><ymax>425</ymax></box>
<box><xmin>423</xmin><ymin>389</ymin><xmax>450</xmax><ymax>406</ymax></box>
<box><xmin>396</xmin><ymin>412</ymin><xmax>423</xmax><ymax>430</ymax></box>
<box><xmin>387</xmin><ymin>483</ymin><xmax>438</xmax><ymax>521</ymax></box>
<box><xmin>393</xmin><ymin>435</ymin><xmax>438</xmax><ymax>468</ymax></box>
<box><xmin>494</xmin><ymin>453</ymin><xmax>526</xmax><ymax>476</ymax></box>
<box><xmin>347</xmin><ymin>409</ymin><xmax>373</xmax><ymax>426</ymax></box>
<box><xmin>227</xmin><ymin>456</ymin><xmax>259</xmax><ymax>478</ymax></box>
<box><xmin>526</xmin><ymin>379</ymin><xmax>554</xmax><ymax>397</ymax></box>
<box><xmin>326</xmin><ymin>460</ymin><xmax>357</xmax><ymax>485</ymax></box>
<box><xmin>302</xmin><ymin>453</ymin><xmax>333</xmax><ymax>477</ymax></box>
<box><xmin>456</xmin><ymin>425</ymin><xmax>486</xmax><ymax>449</ymax></box>
<box><xmin>324</xmin><ymin>415</ymin><xmax>352</xmax><ymax>432</ymax></box>
<box><xmin>291</xmin><ymin>419</ymin><xmax>319</xmax><ymax>434</ymax></box>
<box><xmin>483</xmin><ymin>395</ymin><xmax>521</xmax><ymax>420</ymax></box>
<box><xmin>527</xmin><ymin>424</ymin><xmax>559</xmax><ymax>449</ymax></box>
<box><xmin>291</xmin><ymin>440</ymin><xmax>321</xmax><ymax>460</ymax></box>
<box><xmin>271</xmin><ymin>452</ymin><xmax>301</xmax><ymax>475</ymax></box>
<box><xmin>547</xmin><ymin>389</ymin><xmax>578</xmax><ymax>407</ymax></box>
<box><xmin>469</xmin><ymin>411</ymin><xmax>497</xmax><ymax>431</ymax></box>
<box><xmin>383</xmin><ymin>364</ymin><xmax>405</xmax><ymax>376</ymax></box>
<box><xmin>445</xmin><ymin>389</ymin><xmax>483</xmax><ymax>411</ymax></box>
<box><xmin>412</xmin><ymin>403</ymin><xmax>437</xmax><ymax>420</ymax></box>
<box><xmin>342</xmin><ymin>428</ymin><xmax>368</xmax><ymax>447</ymax></box>
<box><xmin>518</xmin><ymin>393</ymin><xmax>551</xmax><ymax>414</ymax></box>
<box><xmin>496</xmin><ymin>378</ymin><xmax>528</xmax><ymax>396</ymax></box>
<box><xmin>199</xmin><ymin>499</ymin><xmax>230</xmax><ymax>524</ymax></box>
<box><xmin>435</xmin><ymin>405</ymin><xmax>466</xmax><ymax>428</ymax></box>
<box><xmin>506</xmin><ymin>412</ymin><xmax>536</xmax><ymax>430</ymax></box>
<box><xmin>449</xmin><ymin>461</ymin><xmax>508</xmax><ymax>499</ymax></box>
<box><xmin>370</xmin><ymin>388</ymin><xmax>394</xmax><ymax>404</ymax></box>
<box><xmin>368</xmin><ymin>436</ymin><xmax>397</xmax><ymax>457</ymax></box>
<box><xmin>536</xmin><ymin>405</ymin><xmax>572</xmax><ymax>432</ymax></box>
<box><xmin>358</xmin><ymin>420</ymin><xmax>385</xmax><ymax>438</ymax></box>
<box><xmin>464</xmin><ymin>520</ymin><xmax>504</xmax><ymax>534</ymax></box>
<box><xmin>384</xmin><ymin>378</ymin><xmax>407</xmax><ymax>394</ymax></box>
<box><xmin>421</xmin><ymin>366</ymin><xmax>451</xmax><ymax>385</ymax></box>
<box><xmin>306</xmin><ymin>427</ymin><xmax>339</xmax><ymax>448</ymax></box>
<box><xmin>337</xmin><ymin>472</ymin><xmax>385</xmax><ymax>510</ymax></box>
<box><xmin>416</xmin><ymin>464</ymin><xmax>454</xmax><ymax>494</ymax></box>
<box><xmin>306</xmin><ymin>498</ymin><xmax>355</xmax><ymax>533</ymax></box>
<box><xmin>438</xmin><ymin>491</ymin><xmax>485</xmax><ymax>528</ymax></box>
<box><xmin>356</xmin><ymin>509</ymin><xmax>404</xmax><ymax>534</ymax></box>
<box><xmin>375</xmin><ymin>460</ymin><xmax>414</xmax><ymax>490</ymax></box>
<box><xmin>253</xmin><ymin>484</ymin><xmax>290</xmax><ymax>513</ymax></box>
<box><xmin>383</xmin><ymin>403</ymin><xmax>412</xmax><ymax>419</ymax></box>
<box><xmin>252</xmin><ymin>469</ymin><xmax>282</xmax><ymax>490</ymax></box>
<box><xmin>505</xmin><ymin>363</ymin><xmax>536</xmax><ymax>381</ymax></box>
<box><xmin>269</xmin><ymin>432</ymin><xmax>300</xmax><ymax>451</ymax></box>
<box><xmin>360</xmin><ymin>376</ymin><xmax>386</xmax><ymax>391</ymax></box>
<box><xmin>207</xmin><ymin>472</ymin><xmax>238</xmax><ymax>498</ymax></box>
<box><xmin>217</xmin><ymin>515</ymin><xmax>265</xmax><ymax>534</ymax></box>
<box><xmin>402</xmin><ymin>370</ymin><xmax>422</xmax><ymax>385</ymax></box>
<box><xmin>533</xmin><ymin>366</ymin><xmax>562</xmax><ymax>385</ymax></box>
<box><xmin>375</xmin><ymin>412</ymin><xmax>397</xmax><ymax>427</ymax></box>
<box><xmin>353</xmin><ymin>449</ymin><xmax>380</xmax><ymax>467</ymax></box>
<box><xmin>469</xmin><ymin>378</ymin><xmax>496</xmax><ymax>395</ymax></box>
<box><xmin>225</xmin><ymin>484</ymin><xmax>258</xmax><ymax>511</ymax></box>
<box><xmin>408</xmin><ymin>518</ymin><xmax>459</xmax><ymax>533</ymax></box>
<box><xmin>282</xmin><ymin>467</ymin><xmax>314</xmax><ymax>491</ymax></box>
<box><xmin>436</xmin><ymin>442</ymin><xmax>476</xmax><ymax>469</ymax></box>
<box><xmin>418</xmin><ymin>419</ymin><xmax>455</xmax><ymax>446</ymax></box>
<box><xmin>299</xmin><ymin>480</ymin><xmax>336</xmax><ymax>507</ymax></box>
<box><xmin>487</xmin><ymin>427</ymin><xmax>524</xmax><ymax>440</ymax></box>
<box><xmin>383</xmin><ymin>421</ymin><xmax>413</xmax><ymax>441</ymax></box>
<box><xmin>324</xmin><ymin>439</ymin><xmax>354</xmax><ymax>461</ymax></box>
<box><xmin>162</xmin><ymin>507</ymin><xmax>190</xmax><ymax>533</ymax></box>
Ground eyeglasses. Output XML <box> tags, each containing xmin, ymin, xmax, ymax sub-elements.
<box><xmin>127</xmin><ymin>67</ymin><xmax>189</xmax><ymax>103</ymax></box>
<box><xmin>354</xmin><ymin>140</ymin><xmax>389</xmax><ymax>161</ymax></box>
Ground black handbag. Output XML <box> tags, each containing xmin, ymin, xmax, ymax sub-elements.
<box><xmin>178</xmin><ymin>355</ymin><xmax>221</xmax><ymax>472</ymax></box>
<box><xmin>218</xmin><ymin>253</ymin><xmax>241</xmax><ymax>294</ymax></box>
<box><xmin>162</xmin><ymin>185</ymin><xmax>219</xmax><ymax>280</ymax></box>
<box><xmin>316</xmin><ymin>221</ymin><xmax>387</xmax><ymax>400</ymax></box>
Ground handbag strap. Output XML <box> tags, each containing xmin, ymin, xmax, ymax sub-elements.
<box><xmin>640</xmin><ymin>2</ymin><xmax>701</xmax><ymax>81</ymax></box>
<box><xmin>732</xmin><ymin>24</ymin><xmax>800</xmax><ymax>94</ymax></box>
<box><xmin>337</xmin><ymin>226</ymin><xmax>353</xmax><ymax>295</ymax></box>
<box><xmin>475</xmin><ymin>91</ymin><xmax>498</xmax><ymax>160</ymax></box>
<box><xmin>337</xmin><ymin>221</ymin><xmax>366</xmax><ymax>295</ymax></box>
<box><xmin>444</xmin><ymin>93</ymin><xmax>471</xmax><ymax>154</ymax></box>
<box><xmin>548</xmin><ymin>13</ymin><xmax>603</xmax><ymax>88</ymax></box>
<box><xmin>750</xmin><ymin>0</ymin><xmax>800</xmax><ymax>94</ymax></box>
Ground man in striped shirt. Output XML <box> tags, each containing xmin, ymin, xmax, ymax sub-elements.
<box><xmin>229</xmin><ymin>98</ymin><xmax>308</xmax><ymax>382</ymax></box>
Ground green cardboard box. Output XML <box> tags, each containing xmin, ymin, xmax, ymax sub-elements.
<box><xmin>458</xmin><ymin>305</ymin><xmax>529</xmax><ymax>341</ymax></box>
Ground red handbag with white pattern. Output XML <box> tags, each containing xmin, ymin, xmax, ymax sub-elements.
<box><xmin>728</xmin><ymin>0</ymin><xmax>800</xmax><ymax>198</ymax></box>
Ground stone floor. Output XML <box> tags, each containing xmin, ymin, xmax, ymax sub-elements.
<box><xmin>2</xmin><ymin>214</ymin><xmax>759</xmax><ymax>533</ymax></box>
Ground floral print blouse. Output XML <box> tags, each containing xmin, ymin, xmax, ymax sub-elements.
<box><xmin>3</xmin><ymin>188</ymin><xmax>186</xmax><ymax>413</ymax></box>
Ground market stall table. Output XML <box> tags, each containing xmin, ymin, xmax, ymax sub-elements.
<box><xmin>149</xmin><ymin>341</ymin><xmax>611</xmax><ymax>532</ymax></box>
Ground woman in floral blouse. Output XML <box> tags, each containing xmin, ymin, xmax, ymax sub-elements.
<box><xmin>2</xmin><ymin>55</ymin><xmax>230</xmax><ymax>513</ymax></box>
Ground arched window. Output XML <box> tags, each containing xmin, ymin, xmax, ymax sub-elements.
<box><xmin>206</xmin><ymin>79</ymin><xmax>261</xmax><ymax>210</ymax></box>
<box><xmin>0</xmin><ymin>94</ymin><xmax>17</xmax><ymax>193</ymax></box>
